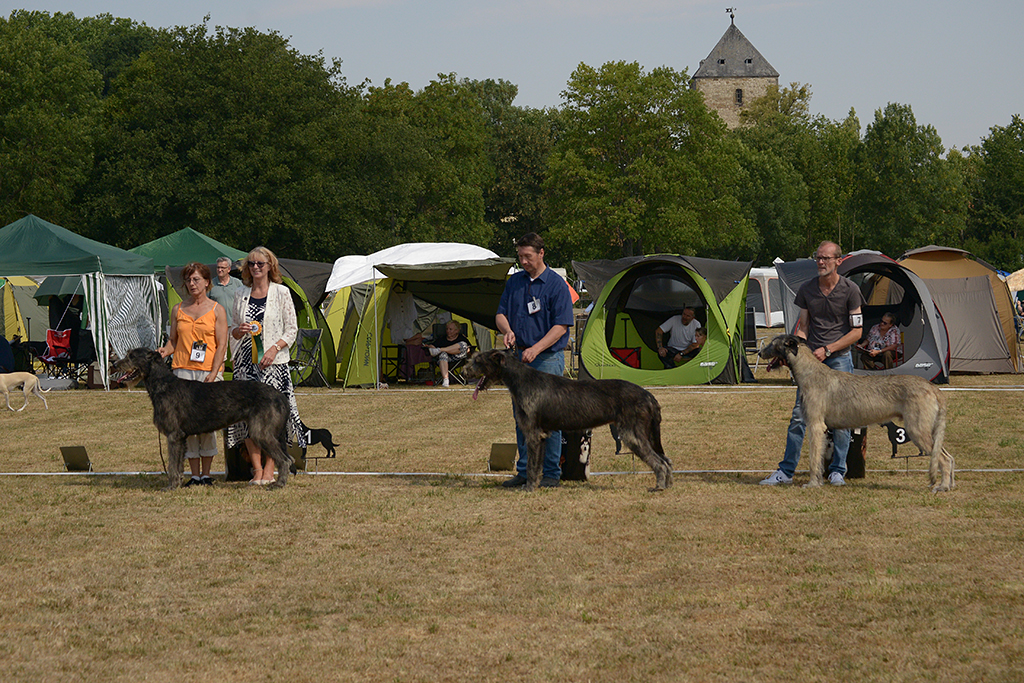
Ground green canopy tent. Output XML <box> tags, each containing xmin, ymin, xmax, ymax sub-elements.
<box><xmin>334</xmin><ymin>258</ymin><xmax>514</xmax><ymax>387</ymax></box>
<box><xmin>574</xmin><ymin>255</ymin><xmax>753</xmax><ymax>385</ymax></box>
<box><xmin>0</xmin><ymin>215</ymin><xmax>160</xmax><ymax>388</ymax></box>
<box><xmin>128</xmin><ymin>227</ymin><xmax>249</xmax><ymax>271</ymax></box>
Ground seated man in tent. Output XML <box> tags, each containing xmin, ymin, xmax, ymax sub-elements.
<box><xmin>856</xmin><ymin>312</ymin><xmax>900</xmax><ymax>370</ymax></box>
<box><xmin>655</xmin><ymin>307</ymin><xmax>702</xmax><ymax>368</ymax></box>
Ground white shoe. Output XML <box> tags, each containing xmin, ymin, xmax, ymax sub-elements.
<box><xmin>829</xmin><ymin>472</ymin><xmax>846</xmax><ymax>486</ymax></box>
<box><xmin>760</xmin><ymin>469</ymin><xmax>793</xmax><ymax>486</ymax></box>
<box><xmin>441</xmin><ymin>378</ymin><xmax>449</xmax><ymax>387</ymax></box>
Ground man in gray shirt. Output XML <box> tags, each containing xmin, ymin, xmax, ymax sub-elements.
<box><xmin>209</xmin><ymin>257</ymin><xmax>244</xmax><ymax>327</ymax></box>
<box><xmin>761</xmin><ymin>241</ymin><xmax>864</xmax><ymax>487</ymax></box>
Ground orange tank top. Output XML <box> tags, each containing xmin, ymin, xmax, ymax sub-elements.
<box><xmin>172</xmin><ymin>305</ymin><xmax>218</xmax><ymax>372</ymax></box>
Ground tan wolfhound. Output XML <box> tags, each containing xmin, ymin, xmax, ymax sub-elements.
<box><xmin>759</xmin><ymin>335</ymin><xmax>955</xmax><ymax>492</ymax></box>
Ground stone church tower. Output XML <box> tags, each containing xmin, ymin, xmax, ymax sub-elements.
<box><xmin>691</xmin><ymin>14</ymin><xmax>779</xmax><ymax>128</ymax></box>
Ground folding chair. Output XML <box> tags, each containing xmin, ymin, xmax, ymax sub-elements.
<box><xmin>37</xmin><ymin>328</ymin><xmax>87</xmax><ymax>381</ymax></box>
<box><xmin>289</xmin><ymin>328</ymin><xmax>329</xmax><ymax>387</ymax></box>
<box><xmin>428</xmin><ymin>322</ymin><xmax>475</xmax><ymax>385</ymax></box>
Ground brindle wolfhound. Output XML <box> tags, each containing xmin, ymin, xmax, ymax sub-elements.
<box><xmin>759</xmin><ymin>335</ymin><xmax>955</xmax><ymax>492</ymax></box>
<box><xmin>113</xmin><ymin>348</ymin><xmax>293</xmax><ymax>490</ymax></box>
<box><xmin>463</xmin><ymin>349</ymin><xmax>672</xmax><ymax>492</ymax></box>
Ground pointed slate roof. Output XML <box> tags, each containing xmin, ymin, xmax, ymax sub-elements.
<box><xmin>692</xmin><ymin>21</ymin><xmax>778</xmax><ymax>80</ymax></box>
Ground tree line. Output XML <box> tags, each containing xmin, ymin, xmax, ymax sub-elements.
<box><xmin>2</xmin><ymin>10</ymin><xmax>1022</xmax><ymax>271</ymax></box>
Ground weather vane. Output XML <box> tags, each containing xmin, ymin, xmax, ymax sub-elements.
<box><xmin>726</xmin><ymin>7</ymin><xmax>736</xmax><ymax>23</ymax></box>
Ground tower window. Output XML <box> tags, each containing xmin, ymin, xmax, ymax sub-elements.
<box><xmin>735</xmin><ymin>89</ymin><xmax>744</xmax><ymax>106</ymax></box>
<box><xmin>745</xmin><ymin>58</ymin><xmax>753</xmax><ymax>65</ymax></box>
<box><xmin>718</xmin><ymin>58</ymin><xmax>726</xmax><ymax>65</ymax></box>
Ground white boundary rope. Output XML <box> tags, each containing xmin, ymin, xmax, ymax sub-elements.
<box><xmin>3</xmin><ymin>468</ymin><xmax>1022</xmax><ymax>477</ymax></box>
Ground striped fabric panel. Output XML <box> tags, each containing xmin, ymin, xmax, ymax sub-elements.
<box><xmin>81</xmin><ymin>274</ymin><xmax>160</xmax><ymax>389</ymax></box>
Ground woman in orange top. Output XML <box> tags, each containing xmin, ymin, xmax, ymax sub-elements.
<box><xmin>157</xmin><ymin>262</ymin><xmax>229</xmax><ymax>486</ymax></box>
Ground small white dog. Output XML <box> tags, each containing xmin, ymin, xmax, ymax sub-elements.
<box><xmin>1</xmin><ymin>372</ymin><xmax>50</xmax><ymax>411</ymax></box>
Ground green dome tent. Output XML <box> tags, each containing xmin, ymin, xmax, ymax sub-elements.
<box><xmin>574</xmin><ymin>255</ymin><xmax>752</xmax><ymax>385</ymax></box>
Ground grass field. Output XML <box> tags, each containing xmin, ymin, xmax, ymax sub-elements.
<box><xmin>1</xmin><ymin>357</ymin><xmax>1023</xmax><ymax>682</ymax></box>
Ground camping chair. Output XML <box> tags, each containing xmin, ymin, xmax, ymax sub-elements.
<box><xmin>288</xmin><ymin>328</ymin><xmax>328</xmax><ymax>387</ymax></box>
<box><xmin>428</xmin><ymin>322</ymin><xmax>475</xmax><ymax>385</ymax></box>
<box><xmin>37</xmin><ymin>328</ymin><xmax>88</xmax><ymax>381</ymax></box>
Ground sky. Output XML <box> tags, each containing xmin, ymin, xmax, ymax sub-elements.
<box><xmin>5</xmin><ymin>0</ymin><xmax>1022</xmax><ymax>151</ymax></box>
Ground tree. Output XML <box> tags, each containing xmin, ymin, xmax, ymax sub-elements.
<box><xmin>736</xmin><ymin>84</ymin><xmax>862</xmax><ymax>259</ymax></box>
<box><xmin>545</xmin><ymin>61</ymin><xmax>753</xmax><ymax>264</ymax></box>
<box><xmin>855</xmin><ymin>103</ymin><xmax>966</xmax><ymax>257</ymax></box>
<box><xmin>0</xmin><ymin>13</ymin><xmax>102</xmax><ymax>224</ymax></box>
<box><xmin>964</xmin><ymin>115</ymin><xmax>1024</xmax><ymax>269</ymax></box>
<box><xmin>463</xmin><ymin>78</ymin><xmax>555</xmax><ymax>256</ymax></box>
<box><xmin>79</xmin><ymin>22</ymin><xmax>366</xmax><ymax>258</ymax></box>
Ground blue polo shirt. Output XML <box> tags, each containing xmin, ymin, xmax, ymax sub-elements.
<box><xmin>497</xmin><ymin>266</ymin><xmax>574</xmax><ymax>352</ymax></box>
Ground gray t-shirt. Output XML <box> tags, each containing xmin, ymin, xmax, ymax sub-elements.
<box><xmin>794</xmin><ymin>275</ymin><xmax>863</xmax><ymax>351</ymax></box>
<box><xmin>209</xmin><ymin>276</ymin><xmax>245</xmax><ymax>327</ymax></box>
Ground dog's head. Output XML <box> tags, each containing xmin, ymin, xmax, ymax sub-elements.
<box><xmin>462</xmin><ymin>349</ymin><xmax>515</xmax><ymax>399</ymax></box>
<box><xmin>758</xmin><ymin>334</ymin><xmax>803</xmax><ymax>372</ymax></box>
<box><xmin>111</xmin><ymin>348</ymin><xmax>164</xmax><ymax>387</ymax></box>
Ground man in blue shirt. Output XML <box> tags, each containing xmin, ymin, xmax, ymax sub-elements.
<box><xmin>495</xmin><ymin>233</ymin><xmax>575</xmax><ymax>488</ymax></box>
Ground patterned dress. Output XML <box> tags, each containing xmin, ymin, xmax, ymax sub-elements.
<box><xmin>227</xmin><ymin>295</ymin><xmax>306</xmax><ymax>449</ymax></box>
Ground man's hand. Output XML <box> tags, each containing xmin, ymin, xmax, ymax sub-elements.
<box><xmin>503</xmin><ymin>330</ymin><xmax>516</xmax><ymax>350</ymax></box>
<box><xmin>521</xmin><ymin>346</ymin><xmax>538</xmax><ymax>363</ymax></box>
<box><xmin>812</xmin><ymin>347</ymin><xmax>827</xmax><ymax>362</ymax></box>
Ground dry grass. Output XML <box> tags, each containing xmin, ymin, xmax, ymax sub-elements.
<box><xmin>1</xmin><ymin>362</ymin><xmax>1023</xmax><ymax>682</ymax></box>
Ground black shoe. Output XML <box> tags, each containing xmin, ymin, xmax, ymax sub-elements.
<box><xmin>539</xmin><ymin>477</ymin><xmax>562</xmax><ymax>488</ymax></box>
<box><xmin>501</xmin><ymin>473</ymin><xmax>528</xmax><ymax>488</ymax></box>
<box><xmin>199</xmin><ymin>476</ymin><xmax>214</xmax><ymax>486</ymax></box>
<box><xmin>183</xmin><ymin>477</ymin><xmax>201</xmax><ymax>487</ymax></box>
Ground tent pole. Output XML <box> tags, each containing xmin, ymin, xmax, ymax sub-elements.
<box><xmin>372</xmin><ymin>277</ymin><xmax>380</xmax><ymax>390</ymax></box>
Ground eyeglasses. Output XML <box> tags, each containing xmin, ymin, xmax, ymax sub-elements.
<box><xmin>813</xmin><ymin>255</ymin><xmax>837</xmax><ymax>262</ymax></box>
<box><xmin>185</xmin><ymin>277</ymin><xmax>206</xmax><ymax>284</ymax></box>
<box><xmin>248</xmin><ymin>260</ymin><xmax>268</xmax><ymax>269</ymax></box>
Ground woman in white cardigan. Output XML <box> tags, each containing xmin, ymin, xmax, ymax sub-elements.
<box><xmin>228</xmin><ymin>246</ymin><xmax>305</xmax><ymax>484</ymax></box>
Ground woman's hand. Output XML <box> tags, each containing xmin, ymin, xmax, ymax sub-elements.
<box><xmin>259</xmin><ymin>344</ymin><xmax>278</xmax><ymax>370</ymax></box>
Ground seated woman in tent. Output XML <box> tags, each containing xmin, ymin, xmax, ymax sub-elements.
<box><xmin>856</xmin><ymin>312</ymin><xmax>899</xmax><ymax>370</ymax></box>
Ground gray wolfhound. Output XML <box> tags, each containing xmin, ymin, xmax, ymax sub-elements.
<box><xmin>463</xmin><ymin>349</ymin><xmax>672</xmax><ymax>492</ymax></box>
<box><xmin>113</xmin><ymin>348</ymin><xmax>293</xmax><ymax>490</ymax></box>
<box><xmin>1</xmin><ymin>372</ymin><xmax>50</xmax><ymax>411</ymax></box>
<box><xmin>759</xmin><ymin>334</ymin><xmax>954</xmax><ymax>492</ymax></box>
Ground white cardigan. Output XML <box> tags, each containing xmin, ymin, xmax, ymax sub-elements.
<box><xmin>232</xmin><ymin>282</ymin><xmax>298</xmax><ymax>365</ymax></box>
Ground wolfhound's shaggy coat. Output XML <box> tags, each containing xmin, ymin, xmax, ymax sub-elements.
<box><xmin>113</xmin><ymin>348</ymin><xmax>293</xmax><ymax>490</ymax></box>
<box><xmin>463</xmin><ymin>349</ymin><xmax>672</xmax><ymax>492</ymax></box>
<box><xmin>759</xmin><ymin>335</ymin><xmax>954</xmax><ymax>492</ymax></box>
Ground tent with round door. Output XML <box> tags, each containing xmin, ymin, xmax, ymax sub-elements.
<box><xmin>775</xmin><ymin>251</ymin><xmax>950</xmax><ymax>383</ymax></box>
<box><xmin>574</xmin><ymin>255</ymin><xmax>752</xmax><ymax>385</ymax></box>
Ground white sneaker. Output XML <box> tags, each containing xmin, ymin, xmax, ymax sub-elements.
<box><xmin>441</xmin><ymin>378</ymin><xmax>449</xmax><ymax>387</ymax></box>
<box><xmin>760</xmin><ymin>469</ymin><xmax>793</xmax><ymax>486</ymax></box>
<box><xmin>829</xmin><ymin>472</ymin><xmax>846</xmax><ymax>486</ymax></box>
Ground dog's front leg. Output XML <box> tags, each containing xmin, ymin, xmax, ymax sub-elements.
<box><xmin>165</xmin><ymin>435</ymin><xmax>187</xmax><ymax>490</ymax></box>
<box><xmin>803</xmin><ymin>422</ymin><xmax>826</xmax><ymax>488</ymax></box>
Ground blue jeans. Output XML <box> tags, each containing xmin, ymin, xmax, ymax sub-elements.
<box><xmin>514</xmin><ymin>349</ymin><xmax>564</xmax><ymax>480</ymax></box>
<box><xmin>778</xmin><ymin>351</ymin><xmax>853</xmax><ymax>477</ymax></box>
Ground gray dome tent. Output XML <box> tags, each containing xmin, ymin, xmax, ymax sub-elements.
<box><xmin>776</xmin><ymin>251</ymin><xmax>949</xmax><ymax>383</ymax></box>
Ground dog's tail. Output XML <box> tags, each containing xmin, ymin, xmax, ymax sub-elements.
<box><xmin>649</xmin><ymin>399</ymin><xmax>665</xmax><ymax>455</ymax></box>
<box><xmin>39</xmin><ymin>386</ymin><xmax>52</xmax><ymax>394</ymax></box>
